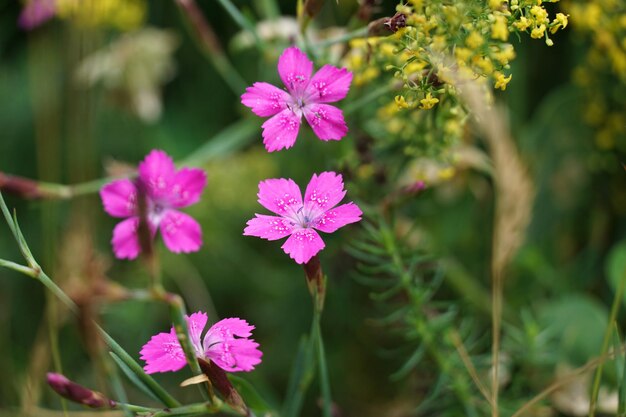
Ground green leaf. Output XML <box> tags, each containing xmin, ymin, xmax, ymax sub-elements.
<box><xmin>110</xmin><ymin>352</ymin><xmax>160</xmax><ymax>404</ymax></box>
<box><xmin>282</xmin><ymin>336</ymin><xmax>316</xmax><ymax>417</ymax></box>
<box><xmin>538</xmin><ymin>295</ymin><xmax>608</xmax><ymax>366</ymax></box>
<box><xmin>390</xmin><ymin>344</ymin><xmax>426</xmax><ymax>381</ymax></box>
<box><xmin>99</xmin><ymin>327</ymin><xmax>180</xmax><ymax>408</ymax></box>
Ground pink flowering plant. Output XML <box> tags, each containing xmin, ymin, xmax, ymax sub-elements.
<box><xmin>241</xmin><ymin>46</ymin><xmax>353</xmax><ymax>152</ymax></box>
<box><xmin>140</xmin><ymin>312</ymin><xmax>262</xmax><ymax>374</ymax></box>
<box><xmin>244</xmin><ymin>171</ymin><xmax>362</xmax><ymax>264</ymax></box>
<box><xmin>100</xmin><ymin>150</ymin><xmax>206</xmax><ymax>260</ymax></box>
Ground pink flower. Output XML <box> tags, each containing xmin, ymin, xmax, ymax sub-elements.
<box><xmin>140</xmin><ymin>312</ymin><xmax>262</xmax><ymax>374</ymax></box>
<box><xmin>99</xmin><ymin>150</ymin><xmax>206</xmax><ymax>260</ymax></box>
<box><xmin>241</xmin><ymin>46</ymin><xmax>352</xmax><ymax>152</ymax></box>
<box><xmin>244</xmin><ymin>171</ymin><xmax>362</xmax><ymax>264</ymax></box>
<box><xmin>18</xmin><ymin>0</ymin><xmax>56</xmax><ymax>30</ymax></box>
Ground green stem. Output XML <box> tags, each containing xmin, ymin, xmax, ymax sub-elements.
<box><xmin>99</xmin><ymin>327</ymin><xmax>181</xmax><ymax>408</ymax></box>
<box><xmin>216</xmin><ymin>0</ymin><xmax>265</xmax><ymax>52</ymax></box>
<box><xmin>1</xmin><ymin>118</ymin><xmax>259</xmax><ymax>201</ymax></box>
<box><xmin>314</xmin><ymin>27</ymin><xmax>369</xmax><ymax>49</ymax></box>
<box><xmin>589</xmin><ymin>266</ymin><xmax>626</xmax><ymax>417</ymax></box>
<box><xmin>175</xmin><ymin>0</ymin><xmax>247</xmax><ymax>94</ymax></box>
<box><xmin>313</xmin><ymin>309</ymin><xmax>333</xmax><ymax>417</ymax></box>
<box><xmin>343</xmin><ymin>84</ymin><xmax>396</xmax><ymax>116</ymax></box>
<box><xmin>0</xmin><ymin>259</ymin><xmax>36</xmax><ymax>277</ymax></box>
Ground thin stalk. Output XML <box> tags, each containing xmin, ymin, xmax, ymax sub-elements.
<box><xmin>0</xmin><ymin>259</ymin><xmax>36</xmax><ymax>276</ymax></box>
<box><xmin>1</xmin><ymin>118</ymin><xmax>258</xmax><ymax>201</ymax></box>
<box><xmin>98</xmin><ymin>327</ymin><xmax>181</xmax><ymax>408</ymax></box>
<box><xmin>450</xmin><ymin>329</ymin><xmax>494</xmax><ymax>408</ymax></box>
<box><xmin>282</xmin><ymin>336</ymin><xmax>316</xmax><ymax>417</ymax></box>
<box><xmin>1</xmin><ymin>191</ymin><xmax>181</xmax><ymax>408</ymax></box>
<box><xmin>216</xmin><ymin>0</ymin><xmax>265</xmax><ymax>52</ymax></box>
<box><xmin>491</xmin><ymin>268</ymin><xmax>502</xmax><ymax>417</ymax></box>
<box><xmin>343</xmin><ymin>84</ymin><xmax>396</xmax><ymax>116</ymax></box>
<box><xmin>512</xmin><ymin>348</ymin><xmax>624</xmax><ymax>417</ymax></box>
<box><xmin>313</xmin><ymin>310</ymin><xmax>333</xmax><ymax>417</ymax></box>
<box><xmin>314</xmin><ymin>27</ymin><xmax>369</xmax><ymax>49</ymax></box>
<box><xmin>589</xmin><ymin>266</ymin><xmax>626</xmax><ymax>417</ymax></box>
<box><xmin>175</xmin><ymin>0</ymin><xmax>247</xmax><ymax>94</ymax></box>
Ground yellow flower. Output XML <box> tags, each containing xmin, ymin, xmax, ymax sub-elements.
<box><xmin>420</xmin><ymin>92</ymin><xmax>439</xmax><ymax>109</ymax></box>
<box><xmin>405</xmin><ymin>60</ymin><xmax>428</xmax><ymax>75</ymax></box>
<box><xmin>56</xmin><ymin>0</ymin><xmax>145</xmax><ymax>30</ymax></box>
<box><xmin>395</xmin><ymin>95</ymin><xmax>410</xmax><ymax>109</ymax></box>
<box><xmin>378</xmin><ymin>43</ymin><xmax>394</xmax><ymax>57</ymax></box>
<box><xmin>473</xmin><ymin>56</ymin><xmax>494</xmax><ymax>75</ymax></box>
<box><xmin>438</xmin><ymin>167</ymin><xmax>456</xmax><ymax>180</ymax></box>
<box><xmin>491</xmin><ymin>14</ymin><xmax>509</xmax><ymax>41</ymax></box>
<box><xmin>489</xmin><ymin>0</ymin><xmax>503</xmax><ymax>10</ymax></box>
<box><xmin>465</xmin><ymin>31</ymin><xmax>484</xmax><ymax>49</ymax></box>
<box><xmin>494</xmin><ymin>72</ymin><xmax>512</xmax><ymax>90</ymax></box>
<box><xmin>531</xmin><ymin>24</ymin><xmax>546</xmax><ymax>39</ymax></box>
<box><xmin>513</xmin><ymin>16</ymin><xmax>531</xmax><ymax>31</ymax></box>
<box><xmin>556</xmin><ymin>13</ymin><xmax>568</xmax><ymax>29</ymax></box>
<box><xmin>455</xmin><ymin>47</ymin><xmax>473</xmax><ymax>62</ymax></box>
<box><xmin>530</xmin><ymin>5</ymin><xmax>548</xmax><ymax>24</ymax></box>
<box><xmin>492</xmin><ymin>44</ymin><xmax>516</xmax><ymax>65</ymax></box>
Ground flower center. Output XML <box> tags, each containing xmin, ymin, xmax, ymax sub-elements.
<box><xmin>292</xmin><ymin>206</ymin><xmax>315</xmax><ymax>228</ymax></box>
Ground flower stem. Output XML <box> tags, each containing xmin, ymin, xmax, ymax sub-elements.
<box><xmin>314</xmin><ymin>27</ymin><xmax>369</xmax><ymax>49</ymax></box>
<box><xmin>0</xmin><ymin>191</ymin><xmax>181</xmax><ymax>409</ymax></box>
<box><xmin>303</xmin><ymin>256</ymin><xmax>333</xmax><ymax>416</ymax></box>
<box><xmin>0</xmin><ymin>118</ymin><xmax>259</xmax><ymax>201</ymax></box>
<box><xmin>313</xmin><ymin>309</ymin><xmax>333</xmax><ymax>417</ymax></box>
<box><xmin>215</xmin><ymin>0</ymin><xmax>265</xmax><ymax>52</ymax></box>
<box><xmin>175</xmin><ymin>0</ymin><xmax>247</xmax><ymax>94</ymax></box>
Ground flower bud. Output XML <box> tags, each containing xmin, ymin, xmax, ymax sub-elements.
<box><xmin>46</xmin><ymin>373</ymin><xmax>115</xmax><ymax>408</ymax></box>
<box><xmin>368</xmin><ymin>12</ymin><xmax>406</xmax><ymax>36</ymax></box>
<box><xmin>198</xmin><ymin>359</ymin><xmax>248</xmax><ymax>415</ymax></box>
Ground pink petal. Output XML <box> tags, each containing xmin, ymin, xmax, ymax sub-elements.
<box><xmin>185</xmin><ymin>312</ymin><xmax>208</xmax><ymax>355</ymax></box>
<box><xmin>18</xmin><ymin>0</ymin><xmax>56</xmax><ymax>30</ymax></box>
<box><xmin>168</xmin><ymin>168</ymin><xmax>207</xmax><ymax>208</ymax></box>
<box><xmin>203</xmin><ymin>318</ymin><xmax>262</xmax><ymax>373</ymax></box>
<box><xmin>159</xmin><ymin>210</ymin><xmax>202</xmax><ymax>253</ymax></box>
<box><xmin>208</xmin><ymin>338</ymin><xmax>262</xmax><ymax>372</ymax></box>
<box><xmin>303</xmin><ymin>103</ymin><xmax>348</xmax><ymax>141</ymax></box>
<box><xmin>261</xmin><ymin>109</ymin><xmax>302</xmax><ymax>152</ymax></box>
<box><xmin>281</xmin><ymin>228</ymin><xmax>325</xmax><ymax>264</ymax></box>
<box><xmin>313</xmin><ymin>202</ymin><xmax>362</xmax><ymax>233</ymax></box>
<box><xmin>304</xmin><ymin>171</ymin><xmax>347</xmax><ymax>214</ymax></box>
<box><xmin>138</xmin><ymin>150</ymin><xmax>176</xmax><ymax>201</ymax></box>
<box><xmin>257</xmin><ymin>178</ymin><xmax>303</xmax><ymax>217</ymax></box>
<box><xmin>243</xmin><ymin>214</ymin><xmax>295</xmax><ymax>240</ymax></box>
<box><xmin>204</xmin><ymin>318</ymin><xmax>255</xmax><ymax>346</ymax></box>
<box><xmin>277</xmin><ymin>46</ymin><xmax>313</xmax><ymax>95</ymax></box>
<box><xmin>100</xmin><ymin>179</ymin><xmax>138</xmax><ymax>218</ymax></box>
<box><xmin>140</xmin><ymin>329</ymin><xmax>187</xmax><ymax>374</ymax></box>
<box><xmin>111</xmin><ymin>217</ymin><xmax>142</xmax><ymax>260</ymax></box>
<box><xmin>241</xmin><ymin>82</ymin><xmax>290</xmax><ymax>117</ymax></box>
<box><xmin>305</xmin><ymin>65</ymin><xmax>352</xmax><ymax>103</ymax></box>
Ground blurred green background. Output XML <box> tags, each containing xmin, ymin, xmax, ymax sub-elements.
<box><xmin>1</xmin><ymin>0</ymin><xmax>625</xmax><ymax>416</ymax></box>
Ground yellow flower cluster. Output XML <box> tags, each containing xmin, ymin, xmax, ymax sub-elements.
<box><xmin>563</xmin><ymin>0</ymin><xmax>626</xmax><ymax>152</ymax></box>
<box><xmin>56</xmin><ymin>0</ymin><xmax>146</xmax><ymax>30</ymax></box>
<box><xmin>510</xmin><ymin>1</ymin><xmax>568</xmax><ymax>45</ymax></box>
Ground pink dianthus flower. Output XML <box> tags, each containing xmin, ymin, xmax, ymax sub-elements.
<box><xmin>241</xmin><ymin>46</ymin><xmax>352</xmax><ymax>152</ymax></box>
<box><xmin>99</xmin><ymin>150</ymin><xmax>206</xmax><ymax>260</ymax></box>
<box><xmin>244</xmin><ymin>171</ymin><xmax>362</xmax><ymax>264</ymax></box>
<box><xmin>18</xmin><ymin>0</ymin><xmax>56</xmax><ymax>30</ymax></box>
<box><xmin>140</xmin><ymin>312</ymin><xmax>262</xmax><ymax>374</ymax></box>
